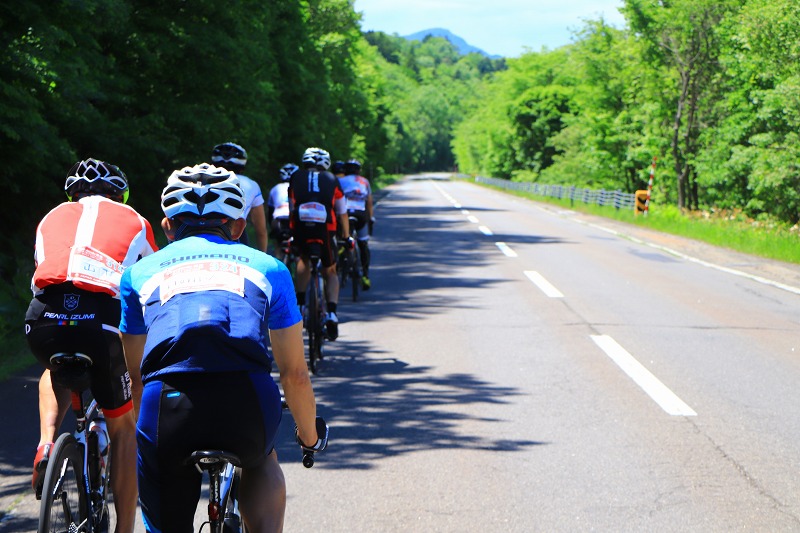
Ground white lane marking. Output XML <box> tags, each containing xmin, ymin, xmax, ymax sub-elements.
<box><xmin>524</xmin><ymin>271</ymin><xmax>564</xmax><ymax>298</ymax></box>
<box><xmin>454</xmin><ymin>203</ymin><xmax>462</xmax><ymax>208</ymax></box>
<box><xmin>461</xmin><ymin>209</ymin><xmax>470</xmax><ymax>215</ymax></box>
<box><xmin>467</xmin><ymin>215</ymin><xmax>480</xmax><ymax>224</ymax></box>
<box><xmin>495</xmin><ymin>242</ymin><xmax>518</xmax><ymax>257</ymax></box>
<box><xmin>574</xmin><ymin>219</ymin><xmax>800</xmax><ymax>296</ymax></box>
<box><xmin>479</xmin><ymin>226</ymin><xmax>493</xmax><ymax>236</ymax></box>
<box><xmin>590</xmin><ymin>334</ymin><xmax>697</xmax><ymax>416</ymax></box>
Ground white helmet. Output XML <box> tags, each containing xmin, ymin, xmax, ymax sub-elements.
<box><xmin>279</xmin><ymin>163</ymin><xmax>299</xmax><ymax>182</ymax></box>
<box><xmin>301</xmin><ymin>147</ymin><xmax>331</xmax><ymax>170</ymax></box>
<box><xmin>161</xmin><ymin>163</ymin><xmax>245</xmax><ymax>220</ymax></box>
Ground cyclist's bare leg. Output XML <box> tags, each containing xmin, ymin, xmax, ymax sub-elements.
<box><xmin>105</xmin><ymin>411</ymin><xmax>137</xmax><ymax>533</ymax></box>
<box><xmin>38</xmin><ymin>369</ymin><xmax>70</xmax><ymax>446</ymax></box>
<box><xmin>240</xmin><ymin>450</ymin><xmax>285</xmax><ymax>533</ymax></box>
<box><xmin>294</xmin><ymin>256</ymin><xmax>310</xmax><ymax>296</ymax></box>
<box><xmin>323</xmin><ymin>264</ymin><xmax>339</xmax><ymax>306</ymax></box>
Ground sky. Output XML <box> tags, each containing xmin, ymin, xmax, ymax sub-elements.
<box><xmin>353</xmin><ymin>0</ymin><xmax>627</xmax><ymax>58</ymax></box>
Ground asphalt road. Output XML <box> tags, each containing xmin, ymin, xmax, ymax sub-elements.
<box><xmin>2</xmin><ymin>175</ymin><xmax>800</xmax><ymax>532</ymax></box>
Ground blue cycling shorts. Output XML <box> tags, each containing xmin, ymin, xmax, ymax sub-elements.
<box><xmin>137</xmin><ymin>371</ymin><xmax>282</xmax><ymax>533</ymax></box>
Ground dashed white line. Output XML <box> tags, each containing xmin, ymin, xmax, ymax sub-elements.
<box><xmin>478</xmin><ymin>226</ymin><xmax>493</xmax><ymax>236</ymax></box>
<box><xmin>466</xmin><ymin>215</ymin><xmax>479</xmax><ymax>224</ymax></box>
<box><xmin>590</xmin><ymin>334</ymin><xmax>697</xmax><ymax>416</ymax></box>
<box><xmin>524</xmin><ymin>271</ymin><xmax>564</xmax><ymax>298</ymax></box>
<box><xmin>495</xmin><ymin>242</ymin><xmax>518</xmax><ymax>257</ymax></box>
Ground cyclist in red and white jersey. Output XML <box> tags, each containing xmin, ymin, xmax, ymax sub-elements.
<box><xmin>25</xmin><ymin>158</ymin><xmax>158</xmax><ymax>533</ymax></box>
<box><xmin>267</xmin><ymin>163</ymin><xmax>297</xmax><ymax>260</ymax></box>
<box><xmin>211</xmin><ymin>142</ymin><xmax>269</xmax><ymax>253</ymax></box>
<box><xmin>288</xmin><ymin>147</ymin><xmax>351</xmax><ymax>340</ymax></box>
<box><xmin>338</xmin><ymin>158</ymin><xmax>375</xmax><ymax>290</ymax></box>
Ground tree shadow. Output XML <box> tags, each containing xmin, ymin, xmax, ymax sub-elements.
<box><xmin>276</xmin><ymin>338</ymin><xmax>547</xmax><ymax>471</ymax></box>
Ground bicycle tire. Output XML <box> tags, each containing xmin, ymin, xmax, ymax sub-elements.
<box><xmin>306</xmin><ymin>272</ymin><xmax>319</xmax><ymax>373</ymax></box>
<box><xmin>350</xmin><ymin>246</ymin><xmax>360</xmax><ymax>302</ymax></box>
<box><xmin>38</xmin><ymin>433</ymin><xmax>88</xmax><ymax>533</ymax></box>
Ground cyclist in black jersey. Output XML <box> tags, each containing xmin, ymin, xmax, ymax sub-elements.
<box><xmin>288</xmin><ymin>147</ymin><xmax>351</xmax><ymax>340</ymax></box>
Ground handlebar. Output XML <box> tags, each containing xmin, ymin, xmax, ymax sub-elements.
<box><xmin>281</xmin><ymin>397</ymin><xmax>328</xmax><ymax>468</ymax></box>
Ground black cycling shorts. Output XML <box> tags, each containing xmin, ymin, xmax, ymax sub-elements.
<box><xmin>292</xmin><ymin>224</ymin><xmax>337</xmax><ymax>268</ymax></box>
<box><xmin>137</xmin><ymin>371</ymin><xmax>282</xmax><ymax>532</ymax></box>
<box><xmin>25</xmin><ymin>283</ymin><xmax>132</xmax><ymax>417</ymax></box>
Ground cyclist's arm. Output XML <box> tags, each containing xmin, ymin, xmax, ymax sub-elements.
<box><xmin>121</xmin><ymin>333</ymin><xmax>146</xmax><ymax>417</ymax></box>
<box><xmin>269</xmin><ymin>322</ymin><xmax>317</xmax><ymax>446</ymax></box>
<box><xmin>248</xmin><ymin>204</ymin><xmax>268</xmax><ymax>253</ymax></box>
<box><xmin>366</xmin><ymin>193</ymin><xmax>374</xmax><ymax>221</ymax></box>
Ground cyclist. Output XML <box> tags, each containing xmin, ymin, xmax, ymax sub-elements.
<box><xmin>331</xmin><ymin>160</ymin><xmax>346</xmax><ymax>178</ymax></box>
<box><xmin>267</xmin><ymin>163</ymin><xmax>297</xmax><ymax>260</ymax></box>
<box><xmin>339</xmin><ymin>158</ymin><xmax>375</xmax><ymax>290</ymax></box>
<box><xmin>288</xmin><ymin>147</ymin><xmax>351</xmax><ymax>340</ymax></box>
<box><xmin>211</xmin><ymin>142</ymin><xmax>268</xmax><ymax>253</ymax></box>
<box><xmin>119</xmin><ymin>163</ymin><xmax>324</xmax><ymax>533</ymax></box>
<box><xmin>25</xmin><ymin>158</ymin><xmax>158</xmax><ymax>533</ymax></box>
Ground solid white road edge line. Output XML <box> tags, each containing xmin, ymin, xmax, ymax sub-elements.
<box><xmin>590</xmin><ymin>334</ymin><xmax>697</xmax><ymax>416</ymax></box>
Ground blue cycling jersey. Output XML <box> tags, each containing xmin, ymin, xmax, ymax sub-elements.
<box><xmin>119</xmin><ymin>234</ymin><xmax>300</xmax><ymax>382</ymax></box>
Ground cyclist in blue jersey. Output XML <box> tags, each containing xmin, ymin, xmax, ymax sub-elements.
<box><xmin>119</xmin><ymin>163</ymin><xmax>325</xmax><ymax>533</ymax></box>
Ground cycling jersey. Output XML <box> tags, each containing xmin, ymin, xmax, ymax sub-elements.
<box><xmin>119</xmin><ymin>234</ymin><xmax>300</xmax><ymax>383</ymax></box>
<box><xmin>338</xmin><ymin>174</ymin><xmax>372</xmax><ymax>213</ymax></box>
<box><xmin>236</xmin><ymin>173</ymin><xmax>265</xmax><ymax>220</ymax></box>
<box><xmin>267</xmin><ymin>182</ymin><xmax>290</xmax><ymax>222</ymax></box>
<box><xmin>32</xmin><ymin>196</ymin><xmax>157</xmax><ymax>297</ymax></box>
<box><xmin>288</xmin><ymin>169</ymin><xmax>346</xmax><ymax>233</ymax></box>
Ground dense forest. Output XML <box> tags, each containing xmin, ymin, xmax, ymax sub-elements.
<box><xmin>2</xmin><ymin>0</ymin><xmax>799</xmax><ymax>337</ymax></box>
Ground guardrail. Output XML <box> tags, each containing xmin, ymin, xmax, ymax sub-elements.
<box><xmin>473</xmin><ymin>175</ymin><xmax>636</xmax><ymax>210</ymax></box>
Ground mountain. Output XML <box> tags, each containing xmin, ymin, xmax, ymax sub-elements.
<box><xmin>402</xmin><ymin>28</ymin><xmax>502</xmax><ymax>59</ymax></box>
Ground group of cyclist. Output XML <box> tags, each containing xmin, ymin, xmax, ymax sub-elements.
<box><xmin>22</xmin><ymin>141</ymin><xmax>374</xmax><ymax>532</ymax></box>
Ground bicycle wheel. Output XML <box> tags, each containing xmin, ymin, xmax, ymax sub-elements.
<box><xmin>350</xmin><ymin>246</ymin><xmax>360</xmax><ymax>302</ymax></box>
<box><xmin>38</xmin><ymin>433</ymin><xmax>88</xmax><ymax>533</ymax></box>
<box><xmin>306</xmin><ymin>272</ymin><xmax>319</xmax><ymax>374</ymax></box>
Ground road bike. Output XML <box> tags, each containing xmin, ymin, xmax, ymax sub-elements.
<box><xmin>190</xmin><ymin>402</ymin><xmax>328</xmax><ymax>532</ymax></box>
<box><xmin>304</xmin><ymin>247</ymin><xmax>327</xmax><ymax>374</ymax></box>
<box><xmin>337</xmin><ymin>216</ymin><xmax>361</xmax><ymax>302</ymax></box>
<box><xmin>37</xmin><ymin>353</ymin><xmax>111</xmax><ymax>533</ymax></box>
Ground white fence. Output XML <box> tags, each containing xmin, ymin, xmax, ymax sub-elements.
<box><xmin>474</xmin><ymin>175</ymin><xmax>637</xmax><ymax>210</ymax></box>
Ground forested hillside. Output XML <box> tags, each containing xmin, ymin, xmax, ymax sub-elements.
<box><xmin>2</xmin><ymin>0</ymin><xmax>799</xmax><ymax>339</ymax></box>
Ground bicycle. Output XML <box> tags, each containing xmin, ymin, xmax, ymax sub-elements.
<box><xmin>37</xmin><ymin>352</ymin><xmax>111</xmax><ymax>533</ymax></box>
<box><xmin>337</xmin><ymin>216</ymin><xmax>361</xmax><ymax>302</ymax></box>
<box><xmin>304</xmin><ymin>246</ymin><xmax>327</xmax><ymax>374</ymax></box>
<box><xmin>190</xmin><ymin>402</ymin><xmax>328</xmax><ymax>533</ymax></box>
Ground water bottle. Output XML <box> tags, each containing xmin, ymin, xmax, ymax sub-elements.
<box><xmin>89</xmin><ymin>418</ymin><xmax>109</xmax><ymax>489</ymax></box>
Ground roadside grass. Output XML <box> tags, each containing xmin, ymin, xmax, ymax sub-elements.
<box><xmin>475</xmin><ymin>180</ymin><xmax>800</xmax><ymax>265</ymax></box>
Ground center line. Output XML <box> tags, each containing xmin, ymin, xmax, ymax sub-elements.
<box><xmin>524</xmin><ymin>271</ymin><xmax>564</xmax><ymax>298</ymax></box>
<box><xmin>591</xmin><ymin>335</ymin><xmax>697</xmax><ymax>416</ymax></box>
<box><xmin>478</xmin><ymin>226</ymin><xmax>493</xmax><ymax>235</ymax></box>
<box><xmin>495</xmin><ymin>242</ymin><xmax>517</xmax><ymax>257</ymax></box>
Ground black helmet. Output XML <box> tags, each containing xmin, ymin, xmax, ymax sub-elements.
<box><xmin>64</xmin><ymin>159</ymin><xmax>129</xmax><ymax>203</ymax></box>
<box><xmin>344</xmin><ymin>158</ymin><xmax>362</xmax><ymax>175</ymax></box>
<box><xmin>211</xmin><ymin>142</ymin><xmax>247</xmax><ymax>172</ymax></box>
<box><xmin>331</xmin><ymin>161</ymin><xmax>346</xmax><ymax>175</ymax></box>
